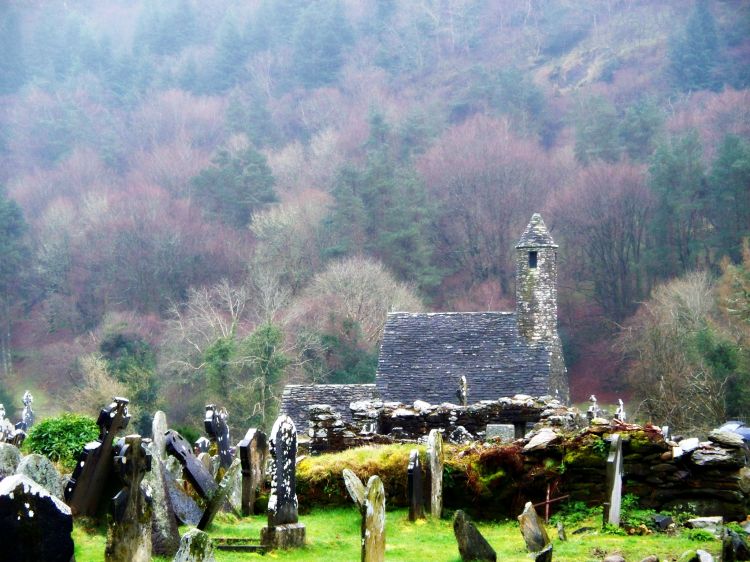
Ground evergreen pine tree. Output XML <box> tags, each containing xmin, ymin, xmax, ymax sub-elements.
<box><xmin>668</xmin><ymin>0</ymin><xmax>723</xmax><ymax>92</ymax></box>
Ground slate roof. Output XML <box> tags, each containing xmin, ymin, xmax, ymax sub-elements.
<box><xmin>516</xmin><ymin>213</ymin><xmax>557</xmax><ymax>248</ymax></box>
<box><xmin>375</xmin><ymin>312</ymin><xmax>553</xmax><ymax>405</ymax></box>
<box><xmin>279</xmin><ymin>384</ymin><xmax>378</xmax><ymax>432</ymax></box>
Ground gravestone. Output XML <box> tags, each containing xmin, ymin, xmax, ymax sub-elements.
<box><xmin>16</xmin><ymin>453</ymin><xmax>63</xmax><ymax>498</ymax></box>
<box><xmin>0</xmin><ymin>441</ymin><xmax>21</xmax><ymax>478</ymax></box>
<box><xmin>453</xmin><ymin>509</ymin><xmax>496</xmax><ymax>561</ymax></box>
<box><xmin>605</xmin><ymin>434</ymin><xmax>624</xmax><ymax>527</ymax></box>
<box><xmin>226</xmin><ymin>464</ymin><xmax>243</xmax><ymax>514</ymax></box>
<box><xmin>20</xmin><ymin>391</ymin><xmax>34</xmax><ymax>430</ymax></box>
<box><xmin>238</xmin><ymin>428</ymin><xmax>267</xmax><ymax>516</ymax></box>
<box><xmin>534</xmin><ymin>544</ymin><xmax>553</xmax><ymax>562</ymax></box>
<box><xmin>174</xmin><ymin>528</ymin><xmax>216</xmax><ymax>562</ymax></box>
<box><xmin>204</xmin><ymin>404</ymin><xmax>232</xmax><ymax>469</ymax></box>
<box><xmin>427</xmin><ymin>429</ymin><xmax>444</xmax><ymax>518</ymax></box>
<box><xmin>105</xmin><ymin>434</ymin><xmax>152</xmax><ymax>562</ymax></box>
<box><xmin>197</xmin><ymin>458</ymin><xmax>241</xmax><ymax>530</ymax></box>
<box><xmin>456</xmin><ymin>375</ymin><xmax>468</xmax><ymax>407</ymax></box>
<box><xmin>144</xmin><ymin>449</ymin><xmax>180</xmax><ymax>557</ymax></box>
<box><xmin>197</xmin><ymin>452</ymin><xmax>213</xmax><ymax>476</ymax></box>
<box><xmin>165</xmin><ymin>429</ymin><xmax>218</xmax><ymax>499</ymax></box>
<box><xmin>614</xmin><ymin>399</ymin><xmax>626</xmax><ymax>422</ymax></box>
<box><xmin>261</xmin><ymin>415</ymin><xmax>305</xmax><ymax>549</ymax></box>
<box><xmin>518</xmin><ymin>501</ymin><xmax>550</xmax><ymax>553</ymax></box>
<box><xmin>194</xmin><ymin>437</ymin><xmax>211</xmax><ymax>455</ymax></box>
<box><xmin>343</xmin><ymin>468</ymin><xmax>366</xmax><ymax>510</ymax></box>
<box><xmin>407</xmin><ymin>449</ymin><xmax>425</xmax><ymax>521</ymax></box>
<box><xmin>486</xmin><ymin>424</ymin><xmax>515</xmax><ymax>441</ymax></box>
<box><xmin>164</xmin><ymin>468</ymin><xmax>202</xmax><ymax>526</ymax></box>
<box><xmin>587</xmin><ymin>394</ymin><xmax>601</xmax><ymax>421</ymax></box>
<box><xmin>0</xmin><ymin>403</ymin><xmax>15</xmax><ymax>440</ymax></box>
<box><xmin>66</xmin><ymin>397</ymin><xmax>131</xmax><ymax>516</ymax></box>
<box><xmin>0</xmin><ymin>474</ymin><xmax>74</xmax><ymax>562</ymax></box>
<box><xmin>362</xmin><ymin>475</ymin><xmax>386</xmax><ymax>562</ymax></box>
<box><xmin>151</xmin><ymin>411</ymin><xmax>168</xmax><ymax>461</ymax></box>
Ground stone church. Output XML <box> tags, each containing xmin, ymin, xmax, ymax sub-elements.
<box><xmin>281</xmin><ymin>213</ymin><xmax>568</xmax><ymax>430</ymax></box>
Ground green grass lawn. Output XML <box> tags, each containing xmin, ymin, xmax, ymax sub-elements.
<box><xmin>72</xmin><ymin>507</ymin><xmax>722</xmax><ymax>561</ymax></box>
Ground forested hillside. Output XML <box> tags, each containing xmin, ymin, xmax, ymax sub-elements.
<box><xmin>1</xmin><ymin>0</ymin><xmax>748</xmax><ymax>432</ymax></box>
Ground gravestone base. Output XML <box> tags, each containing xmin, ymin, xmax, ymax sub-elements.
<box><xmin>261</xmin><ymin>523</ymin><xmax>306</xmax><ymax>549</ymax></box>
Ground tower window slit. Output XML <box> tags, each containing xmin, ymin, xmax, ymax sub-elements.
<box><xmin>528</xmin><ymin>251</ymin><xmax>537</xmax><ymax>268</ymax></box>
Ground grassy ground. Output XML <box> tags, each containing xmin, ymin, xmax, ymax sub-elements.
<box><xmin>72</xmin><ymin>507</ymin><xmax>722</xmax><ymax>562</ymax></box>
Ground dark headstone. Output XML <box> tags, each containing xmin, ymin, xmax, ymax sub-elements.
<box><xmin>518</xmin><ymin>501</ymin><xmax>550</xmax><ymax>553</ymax></box>
<box><xmin>66</xmin><ymin>397</ymin><xmax>131</xmax><ymax>516</ymax></box>
<box><xmin>194</xmin><ymin>437</ymin><xmax>211</xmax><ymax>455</ymax></box>
<box><xmin>407</xmin><ymin>449</ymin><xmax>425</xmax><ymax>521</ymax></box>
<box><xmin>723</xmin><ymin>529</ymin><xmax>750</xmax><ymax>562</ymax></box>
<box><xmin>239</xmin><ymin>428</ymin><xmax>267</xmax><ymax>516</ymax></box>
<box><xmin>204</xmin><ymin>404</ymin><xmax>232</xmax><ymax>469</ymax></box>
<box><xmin>362</xmin><ymin>475</ymin><xmax>386</xmax><ymax>562</ymax></box>
<box><xmin>165</xmin><ymin>429</ymin><xmax>218</xmax><ymax>499</ymax></box>
<box><xmin>453</xmin><ymin>510</ymin><xmax>496</xmax><ymax>562</ymax></box>
<box><xmin>105</xmin><ymin>434</ymin><xmax>153</xmax><ymax>562</ymax></box>
<box><xmin>535</xmin><ymin>544</ymin><xmax>553</xmax><ymax>562</ymax></box>
<box><xmin>653</xmin><ymin>514</ymin><xmax>674</xmax><ymax>531</ymax></box>
<box><xmin>198</xmin><ymin>458</ymin><xmax>241</xmax><ymax>531</ymax></box>
<box><xmin>0</xmin><ymin>474</ymin><xmax>74</xmax><ymax>562</ymax></box>
<box><xmin>145</xmin><ymin>452</ymin><xmax>180</xmax><ymax>557</ymax></box>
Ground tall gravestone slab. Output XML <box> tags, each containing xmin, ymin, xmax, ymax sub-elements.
<box><xmin>151</xmin><ymin>411</ymin><xmax>168</xmax><ymax>461</ymax></box>
<box><xmin>105</xmin><ymin>435</ymin><xmax>152</xmax><ymax>562</ymax></box>
<box><xmin>165</xmin><ymin>429</ymin><xmax>218</xmax><ymax>499</ymax></box>
<box><xmin>66</xmin><ymin>397</ymin><xmax>131</xmax><ymax>516</ymax></box>
<box><xmin>362</xmin><ymin>475</ymin><xmax>386</xmax><ymax>562</ymax></box>
<box><xmin>261</xmin><ymin>416</ymin><xmax>305</xmax><ymax>549</ymax></box>
<box><xmin>518</xmin><ymin>501</ymin><xmax>550</xmax><ymax>553</ymax></box>
<box><xmin>453</xmin><ymin>510</ymin><xmax>496</xmax><ymax>562</ymax></box>
<box><xmin>407</xmin><ymin>449</ymin><xmax>425</xmax><ymax>521</ymax></box>
<box><xmin>144</xmin><ymin>449</ymin><xmax>180</xmax><ymax>557</ymax></box>
<box><xmin>427</xmin><ymin>429</ymin><xmax>444</xmax><ymax>518</ymax></box>
<box><xmin>0</xmin><ymin>474</ymin><xmax>74</xmax><ymax>562</ymax></box>
<box><xmin>198</xmin><ymin>458</ymin><xmax>241</xmax><ymax>530</ymax></box>
<box><xmin>343</xmin><ymin>468</ymin><xmax>366</xmax><ymax>511</ymax></box>
<box><xmin>204</xmin><ymin>404</ymin><xmax>232</xmax><ymax>469</ymax></box>
<box><xmin>164</xmin><ymin>468</ymin><xmax>203</xmax><ymax>526</ymax></box>
<box><xmin>239</xmin><ymin>428</ymin><xmax>267</xmax><ymax>516</ymax></box>
<box><xmin>605</xmin><ymin>434</ymin><xmax>624</xmax><ymax>526</ymax></box>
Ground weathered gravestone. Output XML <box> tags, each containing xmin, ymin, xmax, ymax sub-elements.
<box><xmin>144</xmin><ymin>448</ymin><xmax>180</xmax><ymax>557</ymax></box>
<box><xmin>164</xmin><ymin>467</ymin><xmax>203</xmax><ymax>526</ymax></box>
<box><xmin>0</xmin><ymin>441</ymin><xmax>21</xmax><ymax>478</ymax></box>
<box><xmin>518</xmin><ymin>501</ymin><xmax>550</xmax><ymax>553</ymax></box>
<box><xmin>66</xmin><ymin>397</ymin><xmax>131</xmax><ymax>516</ymax></box>
<box><xmin>15</xmin><ymin>391</ymin><xmax>34</xmax><ymax>432</ymax></box>
<box><xmin>198</xmin><ymin>458</ymin><xmax>241</xmax><ymax>531</ymax></box>
<box><xmin>165</xmin><ymin>429</ymin><xmax>218</xmax><ymax>499</ymax></box>
<box><xmin>105</xmin><ymin>434</ymin><xmax>152</xmax><ymax>562</ymax></box>
<box><xmin>0</xmin><ymin>403</ymin><xmax>15</xmax><ymax>440</ymax></box>
<box><xmin>0</xmin><ymin>474</ymin><xmax>74</xmax><ymax>562</ymax></box>
<box><xmin>453</xmin><ymin>509</ymin><xmax>496</xmax><ymax>562</ymax></box>
<box><xmin>151</xmin><ymin>411</ymin><xmax>168</xmax><ymax>461</ymax></box>
<box><xmin>456</xmin><ymin>375</ymin><xmax>468</xmax><ymax>407</ymax></box>
<box><xmin>362</xmin><ymin>475</ymin><xmax>386</xmax><ymax>562</ymax></box>
<box><xmin>343</xmin><ymin>468</ymin><xmax>366</xmax><ymax>510</ymax></box>
<box><xmin>605</xmin><ymin>433</ymin><xmax>624</xmax><ymax>527</ymax></box>
<box><xmin>407</xmin><ymin>449</ymin><xmax>425</xmax><ymax>521</ymax></box>
<box><xmin>17</xmin><ymin>453</ymin><xmax>63</xmax><ymax>498</ymax></box>
<box><xmin>261</xmin><ymin>415</ymin><xmax>305</xmax><ymax>549</ymax></box>
<box><xmin>174</xmin><ymin>528</ymin><xmax>216</xmax><ymax>562</ymax></box>
<box><xmin>197</xmin><ymin>452</ymin><xmax>214</xmax><ymax>476</ymax></box>
<box><xmin>238</xmin><ymin>428</ymin><xmax>268</xmax><ymax>516</ymax></box>
<box><xmin>194</xmin><ymin>437</ymin><xmax>211</xmax><ymax>455</ymax></box>
<box><xmin>204</xmin><ymin>404</ymin><xmax>232</xmax><ymax>469</ymax></box>
<box><xmin>427</xmin><ymin>429</ymin><xmax>444</xmax><ymax>518</ymax></box>
<box><xmin>486</xmin><ymin>424</ymin><xmax>515</xmax><ymax>441</ymax></box>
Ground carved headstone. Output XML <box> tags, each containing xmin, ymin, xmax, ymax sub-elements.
<box><xmin>17</xmin><ymin>453</ymin><xmax>63</xmax><ymax>498</ymax></box>
<box><xmin>587</xmin><ymin>394</ymin><xmax>601</xmax><ymax>421</ymax></box>
<box><xmin>165</xmin><ymin>429</ymin><xmax>217</xmax><ymax>499</ymax></box>
<box><xmin>66</xmin><ymin>397</ymin><xmax>131</xmax><ymax>516</ymax></box>
<box><xmin>174</xmin><ymin>528</ymin><xmax>216</xmax><ymax>562</ymax></box>
<box><xmin>407</xmin><ymin>449</ymin><xmax>425</xmax><ymax>521</ymax></box>
<box><xmin>198</xmin><ymin>458</ymin><xmax>241</xmax><ymax>530</ymax></box>
<box><xmin>343</xmin><ymin>468</ymin><xmax>366</xmax><ymax>511</ymax></box>
<box><xmin>453</xmin><ymin>509</ymin><xmax>496</xmax><ymax>562</ymax></box>
<box><xmin>204</xmin><ymin>404</ymin><xmax>232</xmax><ymax>469</ymax></box>
<box><xmin>238</xmin><ymin>428</ymin><xmax>267</xmax><ymax>516</ymax></box>
<box><xmin>605</xmin><ymin>434</ymin><xmax>624</xmax><ymax>527</ymax></box>
<box><xmin>151</xmin><ymin>411</ymin><xmax>168</xmax><ymax>461</ymax></box>
<box><xmin>105</xmin><ymin>434</ymin><xmax>152</xmax><ymax>562</ymax></box>
<box><xmin>0</xmin><ymin>474</ymin><xmax>74</xmax><ymax>562</ymax></box>
<box><xmin>518</xmin><ymin>501</ymin><xmax>550</xmax><ymax>553</ymax></box>
<box><xmin>362</xmin><ymin>475</ymin><xmax>386</xmax><ymax>562</ymax></box>
<box><xmin>144</xmin><ymin>451</ymin><xmax>180</xmax><ymax>557</ymax></box>
<box><xmin>614</xmin><ymin>399</ymin><xmax>626</xmax><ymax>422</ymax></box>
<box><xmin>427</xmin><ymin>429</ymin><xmax>444</xmax><ymax>518</ymax></box>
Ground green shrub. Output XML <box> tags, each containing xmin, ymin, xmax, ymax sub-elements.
<box><xmin>550</xmin><ymin>500</ymin><xmax>602</xmax><ymax>525</ymax></box>
<box><xmin>23</xmin><ymin>413</ymin><xmax>99</xmax><ymax>471</ymax></box>
<box><xmin>685</xmin><ymin>529</ymin><xmax>716</xmax><ymax>542</ymax></box>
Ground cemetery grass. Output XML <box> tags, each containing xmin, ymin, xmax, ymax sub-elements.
<box><xmin>71</xmin><ymin>508</ymin><xmax>722</xmax><ymax>561</ymax></box>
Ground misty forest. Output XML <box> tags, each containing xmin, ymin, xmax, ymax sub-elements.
<box><xmin>1</xmin><ymin>0</ymin><xmax>749</xmax><ymax>436</ymax></box>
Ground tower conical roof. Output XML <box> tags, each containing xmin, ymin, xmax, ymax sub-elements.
<box><xmin>516</xmin><ymin>213</ymin><xmax>557</xmax><ymax>248</ymax></box>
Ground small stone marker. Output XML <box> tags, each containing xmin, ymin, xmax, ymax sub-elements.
<box><xmin>362</xmin><ymin>475</ymin><xmax>386</xmax><ymax>562</ymax></box>
<box><xmin>518</xmin><ymin>501</ymin><xmax>550</xmax><ymax>553</ymax></box>
<box><xmin>174</xmin><ymin>528</ymin><xmax>216</xmax><ymax>562</ymax></box>
<box><xmin>486</xmin><ymin>424</ymin><xmax>515</xmax><ymax>441</ymax></box>
<box><xmin>605</xmin><ymin>434</ymin><xmax>624</xmax><ymax>527</ymax></box>
<box><xmin>261</xmin><ymin>415</ymin><xmax>305</xmax><ymax>549</ymax></box>
<box><xmin>427</xmin><ymin>429</ymin><xmax>444</xmax><ymax>518</ymax></box>
<box><xmin>556</xmin><ymin>521</ymin><xmax>567</xmax><ymax>541</ymax></box>
<box><xmin>198</xmin><ymin>458</ymin><xmax>241</xmax><ymax>530</ymax></box>
<box><xmin>453</xmin><ymin>509</ymin><xmax>496</xmax><ymax>561</ymax></box>
<box><xmin>16</xmin><ymin>453</ymin><xmax>63</xmax><ymax>498</ymax></box>
<box><xmin>66</xmin><ymin>397</ymin><xmax>131</xmax><ymax>516</ymax></box>
<box><xmin>0</xmin><ymin>441</ymin><xmax>21</xmax><ymax>478</ymax></box>
<box><xmin>165</xmin><ymin>429</ymin><xmax>218</xmax><ymax>499</ymax></box>
<box><xmin>407</xmin><ymin>449</ymin><xmax>425</xmax><ymax>521</ymax></box>
<box><xmin>145</xmin><ymin>451</ymin><xmax>180</xmax><ymax>557</ymax></box>
<box><xmin>534</xmin><ymin>544</ymin><xmax>553</xmax><ymax>562</ymax></box>
<box><xmin>614</xmin><ymin>398</ymin><xmax>626</xmax><ymax>422</ymax></box>
<box><xmin>238</xmin><ymin>428</ymin><xmax>267</xmax><ymax>516</ymax></box>
<box><xmin>343</xmin><ymin>468</ymin><xmax>366</xmax><ymax>511</ymax></box>
<box><xmin>0</xmin><ymin>474</ymin><xmax>74</xmax><ymax>562</ymax></box>
<box><xmin>204</xmin><ymin>404</ymin><xmax>232</xmax><ymax>469</ymax></box>
<box><xmin>105</xmin><ymin>434</ymin><xmax>153</xmax><ymax>562</ymax></box>
<box><xmin>151</xmin><ymin>410</ymin><xmax>168</xmax><ymax>461</ymax></box>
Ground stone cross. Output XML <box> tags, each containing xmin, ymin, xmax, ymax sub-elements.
<box><xmin>407</xmin><ymin>449</ymin><xmax>425</xmax><ymax>521</ymax></box>
<box><xmin>586</xmin><ymin>394</ymin><xmax>601</xmax><ymax>421</ymax></box>
<box><xmin>238</xmin><ymin>427</ymin><xmax>268</xmax><ymax>516</ymax></box>
<box><xmin>194</xmin><ymin>436</ymin><xmax>211</xmax><ymax>454</ymax></box>
<box><xmin>204</xmin><ymin>404</ymin><xmax>233</xmax><ymax>469</ymax></box>
<box><xmin>427</xmin><ymin>429</ymin><xmax>444</xmax><ymax>518</ymax></box>
<box><xmin>362</xmin><ymin>475</ymin><xmax>386</xmax><ymax>562</ymax></box>
<box><xmin>165</xmin><ymin>429</ymin><xmax>218</xmax><ymax>499</ymax></box>
<box><xmin>21</xmin><ymin>390</ymin><xmax>34</xmax><ymax>430</ymax></box>
<box><xmin>614</xmin><ymin>399</ymin><xmax>626</xmax><ymax>422</ymax></box>
<box><xmin>106</xmin><ymin>434</ymin><xmax>153</xmax><ymax>562</ymax></box>
<box><xmin>605</xmin><ymin>433</ymin><xmax>624</xmax><ymax>526</ymax></box>
<box><xmin>456</xmin><ymin>375</ymin><xmax>468</xmax><ymax>407</ymax></box>
<box><xmin>66</xmin><ymin>397</ymin><xmax>131</xmax><ymax>516</ymax></box>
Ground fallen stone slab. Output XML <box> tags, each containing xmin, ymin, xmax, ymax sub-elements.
<box><xmin>453</xmin><ymin>510</ymin><xmax>496</xmax><ymax>562</ymax></box>
<box><xmin>709</xmin><ymin>430</ymin><xmax>745</xmax><ymax>448</ymax></box>
<box><xmin>686</xmin><ymin>516</ymin><xmax>723</xmax><ymax>537</ymax></box>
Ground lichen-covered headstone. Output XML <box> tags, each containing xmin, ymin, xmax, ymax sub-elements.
<box><xmin>427</xmin><ymin>429</ymin><xmax>444</xmax><ymax>518</ymax></box>
<box><xmin>151</xmin><ymin>411</ymin><xmax>168</xmax><ymax>461</ymax></box>
<box><xmin>605</xmin><ymin>434</ymin><xmax>624</xmax><ymax>526</ymax></box>
<box><xmin>518</xmin><ymin>501</ymin><xmax>550</xmax><ymax>553</ymax></box>
<box><xmin>362</xmin><ymin>475</ymin><xmax>386</xmax><ymax>562</ymax></box>
<box><xmin>343</xmin><ymin>468</ymin><xmax>366</xmax><ymax>511</ymax></box>
<box><xmin>453</xmin><ymin>510</ymin><xmax>496</xmax><ymax>562</ymax></box>
<box><xmin>164</xmin><ymin>468</ymin><xmax>202</xmax><ymax>526</ymax></box>
<box><xmin>144</xmin><ymin>450</ymin><xmax>180</xmax><ymax>557</ymax></box>
<box><xmin>204</xmin><ymin>404</ymin><xmax>232</xmax><ymax>469</ymax></box>
<box><xmin>105</xmin><ymin>434</ymin><xmax>152</xmax><ymax>562</ymax></box>
<box><xmin>407</xmin><ymin>449</ymin><xmax>425</xmax><ymax>521</ymax></box>
<box><xmin>0</xmin><ymin>441</ymin><xmax>21</xmax><ymax>478</ymax></box>
<box><xmin>16</xmin><ymin>453</ymin><xmax>63</xmax><ymax>498</ymax></box>
<box><xmin>238</xmin><ymin>428</ymin><xmax>267</xmax><ymax>516</ymax></box>
<box><xmin>197</xmin><ymin>458</ymin><xmax>241</xmax><ymax>531</ymax></box>
<box><xmin>0</xmin><ymin>474</ymin><xmax>74</xmax><ymax>562</ymax></box>
<box><xmin>174</xmin><ymin>528</ymin><xmax>216</xmax><ymax>562</ymax></box>
<box><xmin>165</xmin><ymin>429</ymin><xmax>217</xmax><ymax>499</ymax></box>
